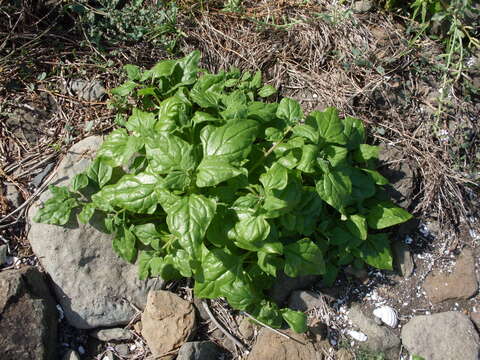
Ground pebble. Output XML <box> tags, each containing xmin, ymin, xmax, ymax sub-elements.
<box><xmin>0</xmin><ymin>245</ymin><xmax>8</xmax><ymax>265</ymax></box>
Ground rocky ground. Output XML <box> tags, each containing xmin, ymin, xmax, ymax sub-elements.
<box><xmin>1</xmin><ymin>1</ymin><xmax>480</xmax><ymax>359</ymax></box>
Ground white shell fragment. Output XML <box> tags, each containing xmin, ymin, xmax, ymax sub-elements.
<box><xmin>373</xmin><ymin>305</ymin><xmax>398</xmax><ymax>328</ymax></box>
<box><xmin>346</xmin><ymin>330</ymin><xmax>368</xmax><ymax>342</ymax></box>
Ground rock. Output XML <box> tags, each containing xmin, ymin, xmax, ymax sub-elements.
<box><xmin>288</xmin><ymin>290</ymin><xmax>323</xmax><ymax>312</ymax></box>
<box><xmin>102</xmin><ymin>350</ymin><xmax>115</xmax><ymax>360</ymax></box>
<box><xmin>141</xmin><ymin>291</ymin><xmax>196</xmax><ymax>358</ymax></box>
<box><xmin>247</xmin><ymin>328</ymin><xmax>322</xmax><ymax>360</ymax></box>
<box><xmin>470</xmin><ymin>311</ymin><xmax>480</xmax><ymax>330</ymax></box>
<box><xmin>392</xmin><ymin>240</ymin><xmax>414</xmax><ymax>277</ymax></box>
<box><xmin>193</xmin><ymin>297</ymin><xmax>210</xmax><ymax>322</ymax></box>
<box><xmin>176</xmin><ymin>341</ymin><xmax>222</xmax><ymax>360</ymax></box>
<box><xmin>238</xmin><ymin>316</ymin><xmax>257</xmax><ymax>340</ymax></box>
<box><xmin>309</xmin><ymin>320</ymin><xmax>328</xmax><ymax>341</ymax></box>
<box><xmin>401</xmin><ymin>312</ymin><xmax>480</xmax><ymax>360</ymax></box>
<box><xmin>90</xmin><ymin>328</ymin><xmax>132</xmax><ymax>342</ymax></box>
<box><xmin>0</xmin><ymin>267</ymin><xmax>57</xmax><ymax>360</ymax></box>
<box><xmin>28</xmin><ymin>136</ymin><xmax>163</xmax><ymax>329</ymax></box>
<box><xmin>114</xmin><ymin>344</ymin><xmax>130</xmax><ymax>357</ymax></box>
<box><xmin>5</xmin><ymin>183</ymin><xmax>22</xmax><ymax>208</ymax></box>
<box><xmin>344</xmin><ymin>265</ymin><xmax>369</xmax><ymax>283</ymax></box>
<box><xmin>0</xmin><ymin>244</ymin><xmax>7</xmax><ymax>265</ymax></box>
<box><xmin>347</xmin><ymin>305</ymin><xmax>400</xmax><ymax>360</ymax></box>
<box><xmin>423</xmin><ymin>249</ymin><xmax>478</xmax><ymax>303</ymax></box>
<box><xmin>378</xmin><ymin>144</ymin><xmax>417</xmax><ymax>209</ymax></box>
<box><xmin>352</xmin><ymin>0</ymin><xmax>373</xmax><ymax>13</ymax></box>
<box><xmin>133</xmin><ymin>321</ymin><xmax>142</xmax><ymax>334</ymax></box>
<box><xmin>62</xmin><ymin>350</ymin><xmax>81</xmax><ymax>360</ymax></box>
<box><xmin>68</xmin><ymin>79</ymin><xmax>106</xmax><ymax>101</ymax></box>
<box><xmin>269</xmin><ymin>271</ymin><xmax>318</xmax><ymax>306</ymax></box>
<box><xmin>336</xmin><ymin>348</ymin><xmax>355</xmax><ymax>360</ymax></box>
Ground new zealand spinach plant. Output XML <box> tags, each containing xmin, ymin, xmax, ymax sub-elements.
<box><xmin>35</xmin><ymin>51</ymin><xmax>412</xmax><ymax>332</ymax></box>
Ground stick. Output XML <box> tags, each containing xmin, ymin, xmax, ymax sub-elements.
<box><xmin>201</xmin><ymin>300</ymin><xmax>248</xmax><ymax>351</ymax></box>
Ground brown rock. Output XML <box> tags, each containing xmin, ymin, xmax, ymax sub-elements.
<box><xmin>336</xmin><ymin>348</ymin><xmax>355</xmax><ymax>360</ymax></box>
<box><xmin>247</xmin><ymin>328</ymin><xmax>322</xmax><ymax>360</ymax></box>
<box><xmin>0</xmin><ymin>267</ymin><xmax>57</xmax><ymax>360</ymax></box>
<box><xmin>141</xmin><ymin>291</ymin><xmax>196</xmax><ymax>358</ymax></box>
<box><xmin>423</xmin><ymin>249</ymin><xmax>478</xmax><ymax>303</ymax></box>
<box><xmin>392</xmin><ymin>240</ymin><xmax>414</xmax><ymax>277</ymax></box>
<box><xmin>238</xmin><ymin>316</ymin><xmax>257</xmax><ymax>340</ymax></box>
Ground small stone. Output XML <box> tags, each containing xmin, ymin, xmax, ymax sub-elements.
<box><xmin>114</xmin><ymin>344</ymin><xmax>129</xmax><ymax>357</ymax></box>
<box><xmin>102</xmin><ymin>350</ymin><xmax>115</xmax><ymax>360</ymax></box>
<box><xmin>62</xmin><ymin>350</ymin><xmax>81</xmax><ymax>360</ymax></box>
<box><xmin>309</xmin><ymin>320</ymin><xmax>328</xmax><ymax>341</ymax></box>
<box><xmin>176</xmin><ymin>341</ymin><xmax>222</xmax><ymax>360</ymax></box>
<box><xmin>0</xmin><ymin>245</ymin><xmax>7</xmax><ymax>266</ymax></box>
<box><xmin>344</xmin><ymin>265</ymin><xmax>369</xmax><ymax>283</ymax></box>
<box><xmin>133</xmin><ymin>321</ymin><xmax>142</xmax><ymax>334</ymax></box>
<box><xmin>352</xmin><ymin>0</ymin><xmax>373</xmax><ymax>13</ymax></box>
<box><xmin>288</xmin><ymin>290</ymin><xmax>323</xmax><ymax>312</ymax></box>
<box><xmin>347</xmin><ymin>305</ymin><xmax>400</xmax><ymax>360</ymax></box>
<box><xmin>68</xmin><ymin>79</ymin><xmax>106</xmax><ymax>101</ymax></box>
<box><xmin>193</xmin><ymin>297</ymin><xmax>209</xmax><ymax>322</ymax></box>
<box><xmin>5</xmin><ymin>184</ymin><xmax>22</xmax><ymax>208</ymax></box>
<box><xmin>238</xmin><ymin>316</ymin><xmax>256</xmax><ymax>340</ymax></box>
<box><xmin>401</xmin><ymin>312</ymin><xmax>480</xmax><ymax>360</ymax></box>
<box><xmin>392</xmin><ymin>241</ymin><xmax>414</xmax><ymax>277</ymax></box>
<box><xmin>268</xmin><ymin>271</ymin><xmax>318</xmax><ymax>306</ymax></box>
<box><xmin>90</xmin><ymin>328</ymin><xmax>132</xmax><ymax>342</ymax></box>
<box><xmin>141</xmin><ymin>291</ymin><xmax>196</xmax><ymax>358</ymax></box>
<box><xmin>423</xmin><ymin>249</ymin><xmax>478</xmax><ymax>303</ymax></box>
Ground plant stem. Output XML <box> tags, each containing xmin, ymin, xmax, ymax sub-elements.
<box><xmin>250</xmin><ymin>126</ymin><xmax>293</xmax><ymax>173</ymax></box>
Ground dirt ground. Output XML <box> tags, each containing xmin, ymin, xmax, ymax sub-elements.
<box><xmin>1</xmin><ymin>1</ymin><xmax>479</xmax><ymax>359</ymax></box>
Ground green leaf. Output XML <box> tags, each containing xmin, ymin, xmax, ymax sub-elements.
<box><xmin>281</xmin><ymin>309</ymin><xmax>308</xmax><ymax>333</ymax></box>
<box><xmin>125</xmin><ymin>108</ymin><xmax>157</xmax><ymax>135</ymax></box>
<box><xmin>77</xmin><ymin>203</ymin><xmax>95</xmax><ymax>224</ymax></box>
<box><xmin>206</xmin><ymin>206</ymin><xmax>237</xmax><ymax>247</ymax></box>
<box><xmin>307</xmin><ymin>108</ymin><xmax>346</xmax><ymax>145</ymax></box>
<box><xmin>200</xmin><ymin>120</ymin><xmax>258</xmax><ymax>162</ymax></box>
<box><xmin>284</xmin><ymin>238</ymin><xmax>325</xmax><ymax>277</ymax></box>
<box><xmin>190</xmin><ymin>73</ymin><xmax>225</xmax><ymax>108</ymax></box>
<box><xmin>349</xmin><ymin>167</ymin><xmax>376</xmax><ymax>203</ymax></box>
<box><xmin>196</xmin><ymin>157</ymin><xmax>244</xmax><ymax>187</ymax></box>
<box><xmin>234</xmin><ymin>215</ymin><xmax>271</xmax><ymax>251</ymax></box>
<box><xmin>359</xmin><ymin>233</ymin><xmax>393</xmax><ymax>270</ymax></box>
<box><xmin>263</xmin><ymin>181</ymin><xmax>302</xmax><ymax>217</ymax></box>
<box><xmin>138</xmin><ymin>251</ymin><xmax>181</xmax><ymax>280</ymax></box>
<box><xmin>92</xmin><ymin>172</ymin><xmax>159</xmax><ymax>214</ymax></box>
<box><xmin>260</xmin><ymin>163</ymin><xmax>288</xmax><ymax>191</ymax></box>
<box><xmin>124</xmin><ymin>64</ymin><xmax>141</xmax><ymax>81</ymax></box>
<box><xmin>316</xmin><ymin>167</ymin><xmax>352</xmax><ymax>212</ymax></box>
<box><xmin>258</xmin><ymin>85</ymin><xmax>277</xmax><ymax>98</ymax></box>
<box><xmin>345</xmin><ymin>214</ymin><xmax>368</xmax><ymax>240</ymax></box>
<box><xmin>247</xmin><ymin>102</ymin><xmax>278</xmax><ymax>122</ymax></box>
<box><xmin>194</xmin><ymin>246</ymin><xmax>243</xmax><ymax>299</ymax></box>
<box><xmin>257</xmin><ymin>251</ymin><xmax>282</xmax><ymax>277</ymax></box>
<box><xmin>160</xmin><ymin>171</ymin><xmax>191</xmax><ymax>191</ymax></box>
<box><xmin>145</xmin><ymin>133</ymin><xmax>195</xmax><ymax>173</ymax></box>
<box><xmin>323</xmin><ymin>145</ymin><xmax>348</xmax><ymax>167</ymax></box>
<box><xmin>133</xmin><ymin>223</ymin><xmax>165</xmax><ymax>247</ymax></box>
<box><xmin>97</xmin><ymin>129</ymin><xmax>142</xmax><ymax>167</ymax></box>
<box><xmin>33</xmin><ymin>185</ymin><xmax>78</xmax><ymax>225</ymax></box>
<box><xmin>366</xmin><ymin>201</ymin><xmax>412</xmax><ymax>229</ymax></box>
<box><xmin>71</xmin><ymin>173</ymin><xmax>89</xmax><ymax>192</ymax></box>
<box><xmin>111</xmin><ymin>81</ymin><xmax>137</xmax><ymax>96</ymax></box>
<box><xmin>292</xmin><ymin>124</ymin><xmax>319</xmax><ymax>144</ymax></box>
<box><xmin>112</xmin><ymin>226</ymin><xmax>137</xmax><ymax>263</ymax></box>
<box><xmin>141</xmin><ymin>59</ymin><xmax>177</xmax><ymax>81</ymax></box>
<box><xmin>354</xmin><ymin>144</ymin><xmax>379</xmax><ymax>163</ymax></box>
<box><xmin>155</xmin><ymin>95</ymin><xmax>191</xmax><ymax>132</ymax></box>
<box><xmin>250</xmin><ymin>300</ymin><xmax>283</xmax><ymax>328</ymax></box>
<box><xmin>166</xmin><ymin>194</ymin><xmax>217</xmax><ymax>258</ymax></box>
<box><xmin>276</xmin><ymin>98</ymin><xmax>303</xmax><ymax>124</ymax></box>
<box><xmin>87</xmin><ymin>158</ymin><xmax>113</xmax><ymax>188</ymax></box>
<box><xmin>343</xmin><ymin>116</ymin><xmax>365</xmax><ymax>150</ymax></box>
<box><xmin>361</xmin><ymin>168</ymin><xmax>389</xmax><ymax>185</ymax></box>
<box><xmin>192</xmin><ymin>111</ymin><xmax>220</xmax><ymax>125</ymax></box>
<box><xmin>296</xmin><ymin>145</ymin><xmax>318</xmax><ymax>173</ymax></box>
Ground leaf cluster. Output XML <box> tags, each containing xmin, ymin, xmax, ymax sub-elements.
<box><xmin>34</xmin><ymin>51</ymin><xmax>412</xmax><ymax>332</ymax></box>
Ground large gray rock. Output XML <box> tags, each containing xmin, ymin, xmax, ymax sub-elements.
<box><xmin>0</xmin><ymin>267</ymin><xmax>57</xmax><ymax>360</ymax></box>
<box><xmin>347</xmin><ymin>305</ymin><xmax>400</xmax><ymax>360</ymax></box>
<box><xmin>28</xmin><ymin>136</ymin><xmax>163</xmax><ymax>329</ymax></box>
<box><xmin>401</xmin><ymin>312</ymin><xmax>480</xmax><ymax>360</ymax></box>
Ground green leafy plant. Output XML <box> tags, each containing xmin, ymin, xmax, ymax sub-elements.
<box><xmin>34</xmin><ymin>51</ymin><xmax>412</xmax><ymax>332</ymax></box>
